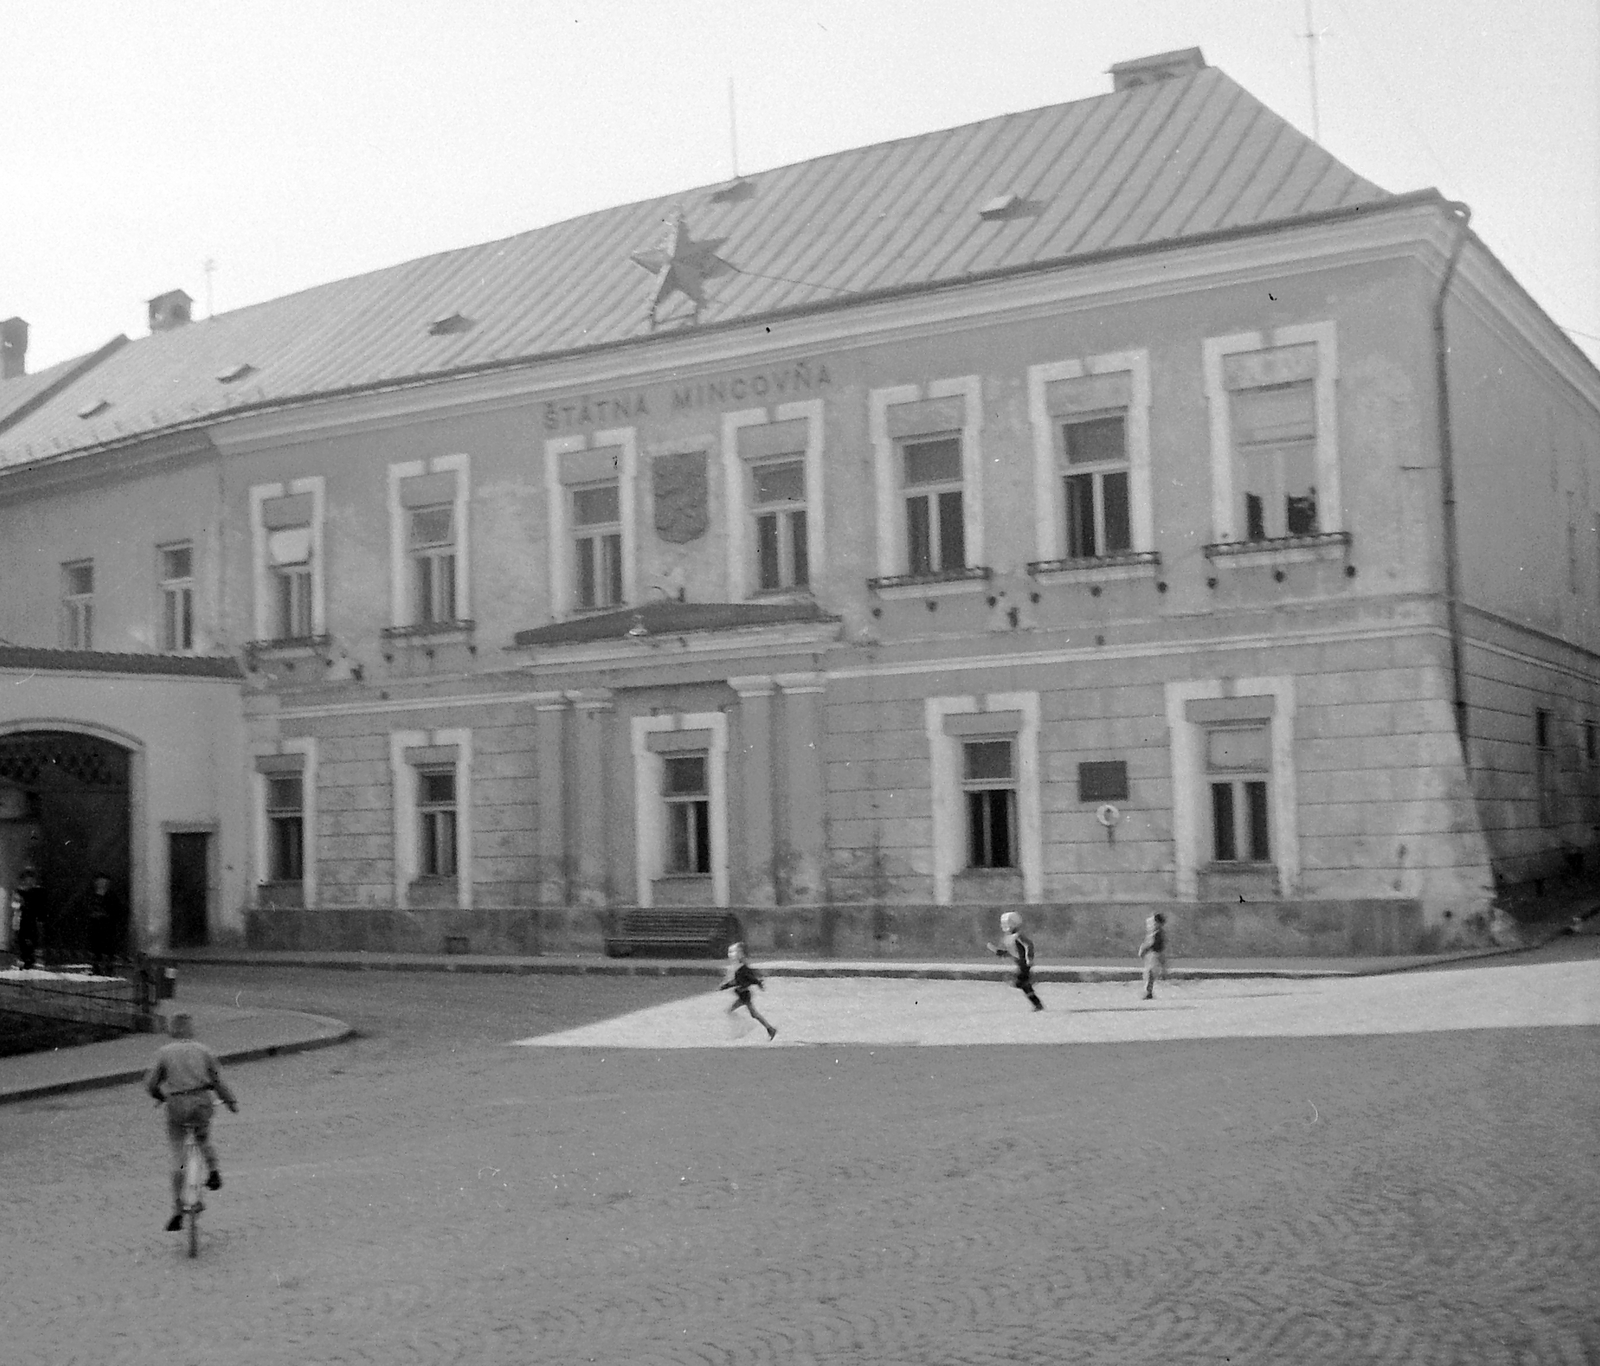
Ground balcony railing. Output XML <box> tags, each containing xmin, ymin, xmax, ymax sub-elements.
<box><xmin>866</xmin><ymin>565</ymin><xmax>992</xmax><ymax>593</ymax></box>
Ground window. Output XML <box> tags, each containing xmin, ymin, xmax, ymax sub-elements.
<box><xmin>1207</xmin><ymin>726</ymin><xmax>1271</xmax><ymax>862</ymax></box>
<box><xmin>1536</xmin><ymin>708</ymin><xmax>1556</xmax><ymax>826</ymax></box>
<box><xmin>1062</xmin><ymin>415</ymin><xmax>1131</xmax><ymax>558</ymax></box>
<box><xmin>61</xmin><ymin>561</ymin><xmax>93</xmax><ymax>649</ymax></box>
<box><xmin>410</xmin><ymin>505</ymin><xmax>458</xmax><ymax>624</ymax></box>
<box><xmin>963</xmin><ymin>739</ymin><xmax>1016</xmax><ymax>869</ymax></box>
<box><xmin>418</xmin><ymin>769</ymin><xmax>457</xmax><ymax>877</ymax></box>
<box><xmin>160</xmin><ymin>544</ymin><xmax>194</xmax><ymax>651</ymax></box>
<box><xmin>572</xmin><ymin>483</ymin><xmax>623</xmax><ymax>610</ymax></box>
<box><xmin>663</xmin><ymin>753</ymin><xmax>711</xmax><ymax>874</ymax></box>
<box><xmin>902</xmin><ymin>436</ymin><xmax>965</xmax><ymax>575</ymax></box>
<box><xmin>265</xmin><ymin>506</ymin><xmax>315</xmax><ymax>641</ymax></box>
<box><xmin>1232</xmin><ymin>382</ymin><xmax>1317</xmax><ymax>540</ymax></box>
<box><xmin>753</xmin><ymin>459</ymin><xmax>809</xmax><ymax>591</ymax></box>
<box><xmin>266</xmin><ymin>776</ymin><xmax>304</xmax><ymax>882</ymax></box>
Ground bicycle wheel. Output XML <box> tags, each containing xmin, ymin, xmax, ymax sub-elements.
<box><xmin>183</xmin><ymin>1137</ymin><xmax>203</xmax><ymax>1258</ymax></box>
<box><xmin>187</xmin><ymin>1204</ymin><xmax>200</xmax><ymax>1257</ymax></box>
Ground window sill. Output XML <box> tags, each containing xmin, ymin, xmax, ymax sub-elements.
<box><xmin>382</xmin><ymin>619</ymin><xmax>476</xmax><ymax>641</ymax></box>
<box><xmin>1027</xmin><ymin>550</ymin><xmax>1161</xmax><ymax>584</ymax></box>
<box><xmin>244</xmin><ymin>636</ymin><xmax>332</xmax><ymax>663</ymax></box>
<box><xmin>868</xmin><ymin>566</ymin><xmax>992</xmax><ymax>600</ymax></box>
<box><xmin>1203</xmin><ymin>531</ymin><xmax>1350</xmax><ymax>568</ymax></box>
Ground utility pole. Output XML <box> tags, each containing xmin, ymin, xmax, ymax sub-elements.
<box><xmin>1304</xmin><ymin>0</ymin><xmax>1322</xmax><ymax>143</ymax></box>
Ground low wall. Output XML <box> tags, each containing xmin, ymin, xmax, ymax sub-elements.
<box><xmin>248</xmin><ymin>897</ymin><xmax>1436</xmax><ymax>959</ymax></box>
<box><xmin>0</xmin><ymin>970</ymin><xmax>151</xmax><ymax>1030</ymax></box>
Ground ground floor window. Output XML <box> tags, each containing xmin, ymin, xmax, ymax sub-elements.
<box><xmin>418</xmin><ymin>769</ymin><xmax>458</xmax><ymax>876</ymax></box>
<box><xmin>963</xmin><ymin>738</ymin><xmax>1017</xmax><ymax>869</ymax></box>
<box><xmin>1207</xmin><ymin>726</ymin><xmax>1271</xmax><ymax>862</ymax></box>
<box><xmin>664</xmin><ymin>753</ymin><xmax>711</xmax><ymax>874</ymax></box>
<box><xmin>266</xmin><ymin>775</ymin><xmax>304</xmax><ymax>881</ymax></box>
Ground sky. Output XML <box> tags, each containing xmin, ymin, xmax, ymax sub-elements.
<box><xmin>3</xmin><ymin>0</ymin><xmax>1598</xmax><ymax>372</ymax></box>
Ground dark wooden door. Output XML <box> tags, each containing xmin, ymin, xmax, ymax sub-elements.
<box><xmin>169</xmin><ymin>833</ymin><xmax>210</xmax><ymax>948</ymax></box>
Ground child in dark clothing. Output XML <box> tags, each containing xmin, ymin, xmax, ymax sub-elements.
<box><xmin>1138</xmin><ymin>912</ymin><xmax>1168</xmax><ymax>1000</ymax></box>
<box><xmin>986</xmin><ymin>911</ymin><xmax>1044</xmax><ymax>1011</ymax></box>
<box><xmin>720</xmin><ymin>943</ymin><xmax>777</xmax><ymax>1040</ymax></box>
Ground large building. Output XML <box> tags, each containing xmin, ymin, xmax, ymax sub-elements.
<box><xmin>3</xmin><ymin>49</ymin><xmax>1598</xmax><ymax>960</ymax></box>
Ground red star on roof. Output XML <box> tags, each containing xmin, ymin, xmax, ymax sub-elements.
<box><xmin>630</xmin><ymin>216</ymin><xmax>730</xmax><ymax>324</ymax></box>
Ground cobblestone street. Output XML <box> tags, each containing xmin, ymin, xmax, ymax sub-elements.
<box><xmin>2</xmin><ymin>953</ymin><xmax>1597</xmax><ymax>1366</ymax></box>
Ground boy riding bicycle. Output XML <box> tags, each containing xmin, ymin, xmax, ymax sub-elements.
<box><xmin>145</xmin><ymin>1012</ymin><xmax>239</xmax><ymax>1232</ymax></box>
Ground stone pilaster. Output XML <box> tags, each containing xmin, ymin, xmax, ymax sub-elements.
<box><xmin>531</xmin><ymin>691</ymin><xmax>569</xmax><ymax>905</ymax></box>
<box><xmin>730</xmin><ymin>675</ymin><xmax>777</xmax><ymax>906</ymax></box>
<box><xmin>775</xmin><ymin>672</ymin><xmax>827</xmax><ymax>903</ymax></box>
<box><xmin>569</xmin><ymin>689</ymin><xmax>614</xmax><ymax>906</ymax></box>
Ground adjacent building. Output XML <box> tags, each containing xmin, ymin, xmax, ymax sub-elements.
<box><xmin>3</xmin><ymin>49</ymin><xmax>1597</xmax><ymax>958</ymax></box>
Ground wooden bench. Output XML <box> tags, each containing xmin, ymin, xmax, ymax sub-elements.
<box><xmin>603</xmin><ymin>910</ymin><xmax>743</xmax><ymax>958</ymax></box>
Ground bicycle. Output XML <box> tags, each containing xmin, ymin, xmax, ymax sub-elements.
<box><xmin>178</xmin><ymin>1125</ymin><xmax>205</xmax><ymax>1257</ymax></box>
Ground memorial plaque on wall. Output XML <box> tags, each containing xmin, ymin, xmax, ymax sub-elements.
<box><xmin>653</xmin><ymin>450</ymin><xmax>708</xmax><ymax>543</ymax></box>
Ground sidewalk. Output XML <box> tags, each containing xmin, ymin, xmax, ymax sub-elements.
<box><xmin>0</xmin><ymin>999</ymin><xmax>353</xmax><ymax>1106</ymax></box>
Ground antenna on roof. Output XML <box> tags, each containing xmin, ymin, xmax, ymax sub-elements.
<box><xmin>728</xmin><ymin>78</ymin><xmax>740</xmax><ymax>178</ymax></box>
<box><xmin>203</xmin><ymin>258</ymin><xmax>217</xmax><ymax>318</ymax></box>
<box><xmin>1304</xmin><ymin>0</ymin><xmax>1323</xmax><ymax>143</ymax></box>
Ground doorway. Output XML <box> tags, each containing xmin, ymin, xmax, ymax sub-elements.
<box><xmin>169</xmin><ymin>832</ymin><xmax>210</xmax><ymax>948</ymax></box>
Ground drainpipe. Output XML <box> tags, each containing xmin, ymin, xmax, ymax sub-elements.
<box><xmin>1434</xmin><ymin>200</ymin><xmax>1473</xmax><ymax>746</ymax></box>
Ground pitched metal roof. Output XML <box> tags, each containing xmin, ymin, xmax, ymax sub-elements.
<box><xmin>0</xmin><ymin>646</ymin><xmax>243</xmax><ymax>678</ymax></box>
<box><xmin>0</xmin><ymin>61</ymin><xmax>1392</xmax><ymax>471</ymax></box>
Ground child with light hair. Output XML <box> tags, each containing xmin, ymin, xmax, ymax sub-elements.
<box><xmin>986</xmin><ymin>911</ymin><xmax>1044</xmax><ymax>1011</ymax></box>
<box><xmin>720</xmin><ymin>943</ymin><xmax>777</xmax><ymax>1040</ymax></box>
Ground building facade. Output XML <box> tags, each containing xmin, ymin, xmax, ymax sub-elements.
<box><xmin>3</xmin><ymin>51</ymin><xmax>1598</xmax><ymax>957</ymax></box>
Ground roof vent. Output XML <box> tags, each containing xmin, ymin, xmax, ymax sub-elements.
<box><xmin>977</xmin><ymin>193</ymin><xmax>1041</xmax><ymax>222</ymax></box>
<box><xmin>1</xmin><ymin>317</ymin><xmax>28</xmax><ymax>380</ymax></box>
<box><xmin>1109</xmin><ymin>47</ymin><xmax>1205</xmax><ymax>92</ymax></box>
<box><xmin>709</xmin><ymin>177</ymin><xmax>754</xmax><ymax>205</ymax></box>
<box><xmin>78</xmin><ymin>397</ymin><xmax>111</xmax><ymax>419</ymax></box>
<box><xmin>427</xmin><ymin>312</ymin><xmax>474</xmax><ymax>336</ymax></box>
<box><xmin>148</xmin><ymin>289</ymin><xmax>193</xmax><ymax>332</ymax></box>
<box><xmin>216</xmin><ymin>361</ymin><xmax>255</xmax><ymax>384</ymax></box>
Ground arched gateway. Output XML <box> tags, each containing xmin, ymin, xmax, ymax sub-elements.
<box><xmin>0</xmin><ymin>730</ymin><xmax>131</xmax><ymax>963</ymax></box>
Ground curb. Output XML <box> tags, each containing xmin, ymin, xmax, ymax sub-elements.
<box><xmin>0</xmin><ymin>1018</ymin><xmax>357</xmax><ymax>1106</ymax></box>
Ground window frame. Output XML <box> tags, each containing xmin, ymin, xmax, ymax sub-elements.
<box><xmin>265</xmin><ymin>774</ymin><xmax>305</xmax><ymax>882</ymax></box>
<box><xmin>662</xmin><ymin>752</ymin><xmax>713</xmax><ymax>876</ymax></box>
<box><xmin>251</xmin><ymin>478</ymin><xmax>326</xmax><ymax>645</ymax></box>
<box><xmin>961</xmin><ymin>737</ymin><xmax>1018</xmax><ymax>871</ymax></box>
<box><xmin>900</xmin><ymin>433</ymin><xmax>967</xmax><ymax>577</ymax></box>
<box><xmin>750</xmin><ymin>457</ymin><xmax>810</xmax><ymax>593</ymax></box>
<box><xmin>409</xmin><ymin>503</ymin><xmax>460</xmax><ymax>626</ymax></box>
<box><xmin>1203</xmin><ymin>324</ymin><xmax>1341</xmax><ymax>547</ymax></box>
<box><xmin>546</xmin><ymin>432</ymin><xmax>637</xmax><ymax>617</ymax></box>
<box><xmin>158</xmin><ymin>542</ymin><xmax>195</xmax><ymax>652</ymax></box>
<box><xmin>61</xmin><ymin>559</ymin><xmax>94</xmax><ymax>650</ymax></box>
<box><xmin>1230</xmin><ymin>379</ymin><xmax>1319</xmax><ymax>542</ymax></box>
<box><xmin>416</xmin><ymin>767</ymin><xmax>459</xmax><ymax>878</ymax></box>
<box><xmin>1060</xmin><ymin>411</ymin><xmax>1133</xmax><ymax>559</ymax></box>
<box><xmin>722</xmin><ymin>402</ymin><xmax>825</xmax><ymax>601</ymax></box>
<box><xmin>390</xmin><ymin>729</ymin><xmax>472</xmax><ymax>910</ymax></box>
<box><xmin>254</xmin><ymin>741</ymin><xmax>316</xmax><ymax>906</ymax></box>
<box><xmin>387</xmin><ymin>457</ymin><xmax>469</xmax><ymax>631</ymax></box>
<box><xmin>571</xmin><ymin>479</ymin><xmax>625</xmax><ymax>611</ymax></box>
<box><xmin>1204</xmin><ymin>723</ymin><xmax>1273</xmax><ymax>865</ymax></box>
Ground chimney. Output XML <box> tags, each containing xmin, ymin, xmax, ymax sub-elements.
<box><xmin>1109</xmin><ymin>47</ymin><xmax>1206</xmax><ymax>92</ymax></box>
<box><xmin>1</xmin><ymin>317</ymin><xmax>27</xmax><ymax>379</ymax></box>
<box><xmin>148</xmin><ymin>289</ymin><xmax>194</xmax><ymax>333</ymax></box>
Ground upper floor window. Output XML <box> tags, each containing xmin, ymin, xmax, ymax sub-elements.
<box><xmin>1231</xmin><ymin>381</ymin><xmax>1317</xmax><ymax>540</ymax></box>
<box><xmin>1062</xmin><ymin>414</ymin><xmax>1131</xmax><ymax>558</ymax></box>
<box><xmin>902</xmin><ymin>435</ymin><xmax>966</xmax><ymax>575</ymax></box>
<box><xmin>61</xmin><ymin>560</ymin><xmax>93</xmax><ymax>649</ymax></box>
<box><xmin>159</xmin><ymin>543</ymin><xmax>194</xmax><ymax>652</ymax></box>
<box><xmin>572</xmin><ymin>482</ymin><xmax>624</xmax><ymax>610</ymax></box>
<box><xmin>1204</xmin><ymin>326</ymin><xmax>1340</xmax><ymax>548</ymax></box>
<box><xmin>752</xmin><ymin>458</ymin><xmax>809</xmax><ymax>591</ymax></box>
<box><xmin>256</xmin><ymin>483</ymin><xmax>322</xmax><ymax>644</ymax></box>
<box><xmin>391</xmin><ymin>460</ymin><xmax>468</xmax><ymax>630</ymax></box>
<box><xmin>409</xmin><ymin>504</ymin><xmax>458</xmax><ymax>625</ymax></box>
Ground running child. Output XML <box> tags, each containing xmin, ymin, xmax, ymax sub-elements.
<box><xmin>145</xmin><ymin>1012</ymin><xmax>239</xmax><ymax>1232</ymax></box>
<box><xmin>986</xmin><ymin>910</ymin><xmax>1044</xmax><ymax>1011</ymax></box>
<box><xmin>720</xmin><ymin>943</ymin><xmax>777</xmax><ymax>1040</ymax></box>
